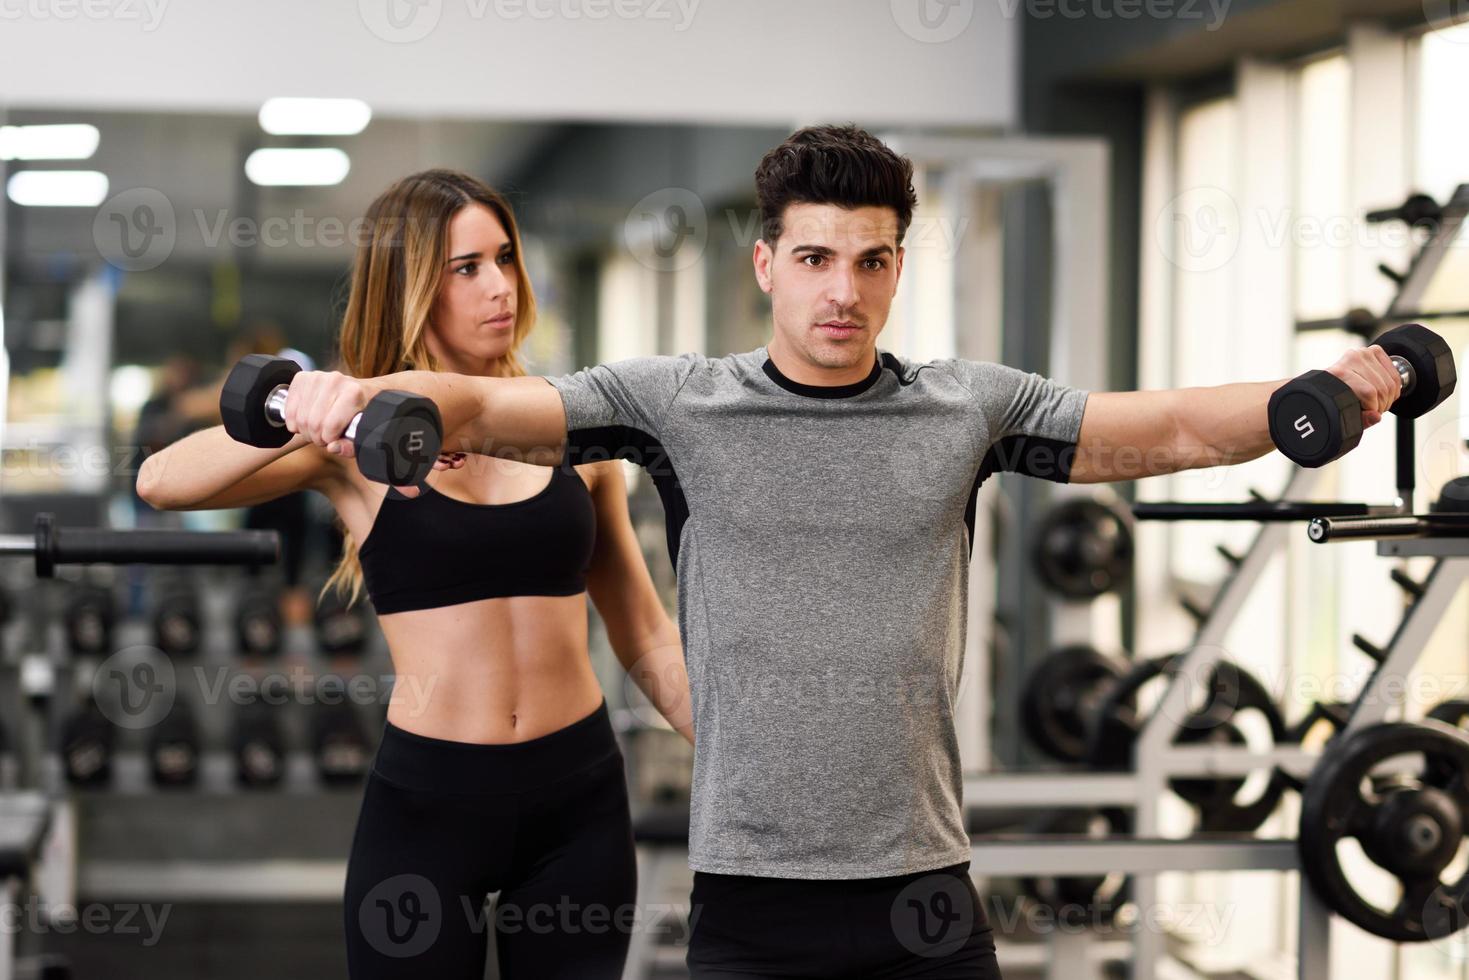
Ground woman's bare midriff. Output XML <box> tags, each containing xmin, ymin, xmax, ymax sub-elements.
<box><xmin>378</xmin><ymin>592</ymin><xmax>606</xmax><ymax>743</ymax></box>
<box><xmin>323</xmin><ymin>456</ymin><xmax>606</xmax><ymax>746</ymax></box>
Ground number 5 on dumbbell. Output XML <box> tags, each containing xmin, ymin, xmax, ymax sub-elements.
<box><xmin>1268</xmin><ymin>323</ymin><xmax>1456</xmax><ymax>468</ymax></box>
<box><xmin>220</xmin><ymin>354</ymin><xmax>444</xmax><ymax>487</ymax></box>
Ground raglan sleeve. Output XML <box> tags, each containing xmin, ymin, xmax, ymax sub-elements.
<box><xmin>941</xmin><ymin>359</ymin><xmax>1091</xmax><ymax>483</ymax></box>
<box><xmin>542</xmin><ymin>353</ymin><xmax>701</xmax><ymax>464</ymax></box>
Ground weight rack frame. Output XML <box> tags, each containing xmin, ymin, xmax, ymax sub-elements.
<box><xmin>958</xmin><ymin>186</ymin><xmax>1469</xmax><ymax>980</ymax></box>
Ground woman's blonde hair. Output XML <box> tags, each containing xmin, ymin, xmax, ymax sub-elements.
<box><xmin>322</xmin><ymin>169</ymin><xmax>538</xmax><ymax>606</ymax></box>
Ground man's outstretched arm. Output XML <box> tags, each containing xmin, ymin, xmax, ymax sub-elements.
<box><xmin>278</xmin><ymin>370</ymin><xmax>569</xmax><ymax>466</ymax></box>
<box><xmin>376</xmin><ymin>372</ymin><xmax>570</xmax><ymax>466</ymax></box>
<box><xmin>1068</xmin><ymin>345</ymin><xmax>1403</xmax><ymax>484</ymax></box>
<box><xmin>282</xmin><ymin>354</ymin><xmax>699</xmax><ymax>468</ymax></box>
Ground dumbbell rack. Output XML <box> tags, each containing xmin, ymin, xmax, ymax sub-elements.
<box><xmin>962</xmin><ymin>187</ymin><xmax>1469</xmax><ymax>980</ymax></box>
<box><xmin>0</xmin><ymin>517</ymin><xmax>283</xmax><ymax>980</ymax></box>
<box><xmin>967</xmin><ymin>459</ymin><xmax>1438</xmax><ymax>976</ymax></box>
<box><xmin>52</xmin><ymin>597</ymin><xmax>380</xmax><ymax>905</ymax></box>
<box><xmin>967</xmin><ymin>467</ymin><xmax>1336</xmax><ymax>980</ymax></box>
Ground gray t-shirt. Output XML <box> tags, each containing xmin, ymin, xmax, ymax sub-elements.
<box><xmin>546</xmin><ymin>346</ymin><xmax>1089</xmax><ymax>879</ymax></box>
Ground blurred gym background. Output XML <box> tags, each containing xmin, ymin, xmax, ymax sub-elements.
<box><xmin>2</xmin><ymin>2</ymin><xmax>1469</xmax><ymax>978</ymax></box>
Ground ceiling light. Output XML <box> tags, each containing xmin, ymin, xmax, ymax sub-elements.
<box><xmin>244</xmin><ymin>148</ymin><xmax>350</xmax><ymax>187</ymax></box>
<box><xmin>6</xmin><ymin>170</ymin><xmax>109</xmax><ymax>207</ymax></box>
<box><xmin>0</xmin><ymin>124</ymin><xmax>100</xmax><ymax>161</ymax></box>
<box><xmin>258</xmin><ymin>98</ymin><xmax>371</xmax><ymax>136</ymax></box>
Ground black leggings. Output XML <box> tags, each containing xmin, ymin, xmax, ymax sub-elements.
<box><xmin>687</xmin><ymin>861</ymin><xmax>1000</xmax><ymax>979</ymax></box>
<box><xmin>343</xmin><ymin>700</ymin><xmax>637</xmax><ymax>979</ymax></box>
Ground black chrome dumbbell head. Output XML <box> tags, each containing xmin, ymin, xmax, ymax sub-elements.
<box><xmin>353</xmin><ymin>390</ymin><xmax>443</xmax><ymax>487</ymax></box>
<box><xmin>1269</xmin><ymin>323</ymin><xmax>1456</xmax><ymax>468</ymax></box>
<box><xmin>1377</xmin><ymin>323</ymin><xmax>1456</xmax><ymax>419</ymax></box>
<box><xmin>221</xmin><ymin>354</ymin><xmax>301</xmax><ymax>450</ymax></box>
<box><xmin>220</xmin><ymin>354</ymin><xmax>443</xmax><ymax>486</ymax></box>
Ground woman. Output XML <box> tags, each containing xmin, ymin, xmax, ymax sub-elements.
<box><xmin>137</xmin><ymin>169</ymin><xmax>693</xmax><ymax>978</ymax></box>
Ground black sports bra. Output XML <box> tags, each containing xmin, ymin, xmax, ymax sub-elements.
<box><xmin>357</xmin><ymin>464</ymin><xmax>596</xmax><ymax>614</ymax></box>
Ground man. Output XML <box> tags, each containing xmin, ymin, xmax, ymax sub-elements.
<box><xmin>284</xmin><ymin>125</ymin><xmax>1402</xmax><ymax>978</ymax></box>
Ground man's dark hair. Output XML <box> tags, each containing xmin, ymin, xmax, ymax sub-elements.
<box><xmin>754</xmin><ymin>124</ymin><xmax>918</xmax><ymax>247</ymax></box>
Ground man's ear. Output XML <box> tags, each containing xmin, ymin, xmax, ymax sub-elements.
<box><xmin>753</xmin><ymin>238</ymin><xmax>775</xmax><ymax>294</ymax></box>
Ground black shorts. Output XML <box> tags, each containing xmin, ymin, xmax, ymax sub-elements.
<box><xmin>687</xmin><ymin>860</ymin><xmax>1000</xmax><ymax>979</ymax></box>
<box><xmin>343</xmin><ymin>700</ymin><xmax>636</xmax><ymax>979</ymax></box>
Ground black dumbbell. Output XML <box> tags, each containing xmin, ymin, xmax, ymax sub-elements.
<box><xmin>314</xmin><ymin>594</ymin><xmax>370</xmax><ymax>658</ymax></box>
<box><xmin>61</xmin><ymin>702</ymin><xmax>116</xmax><ymax>787</ymax></box>
<box><xmin>16</xmin><ymin>953</ymin><xmax>74</xmax><ymax>979</ymax></box>
<box><xmin>220</xmin><ymin>354</ymin><xmax>443</xmax><ymax>487</ymax></box>
<box><xmin>233</xmin><ymin>698</ymin><xmax>286</xmax><ymax>789</ymax></box>
<box><xmin>311</xmin><ymin>700</ymin><xmax>369</xmax><ymax>786</ymax></box>
<box><xmin>148</xmin><ymin>702</ymin><xmax>201</xmax><ymax>788</ymax></box>
<box><xmin>0</xmin><ymin>713</ymin><xmax>13</xmax><ymax>789</ymax></box>
<box><xmin>64</xmin><ymin>583</ymin><xmax>115</xmax><ymax>656</ymax></box>
<box><xmin>152</xmin><ymin>579</ymin><xmax>203</xmax><ymax>657</ymax></box>
<box><xmin>234</xmin><ymin>588</ymin><xmax>283</xmax><ymax>658</ymax></box>
<box><xmin>1268</xmin><ymin>323</ymin><xmax>1456</xmax><ymax>468</ymax></box>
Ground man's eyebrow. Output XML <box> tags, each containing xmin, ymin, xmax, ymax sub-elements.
<box><xmin>788</xmin><ymin>244</ymin><xmax>895</xmax><ymax>258</ymax></box>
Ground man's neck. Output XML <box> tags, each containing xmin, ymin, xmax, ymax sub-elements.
<box><xmin>766</xmin><ymin>337</ymin><xmax>878</xmax><ymax>387</ymax></box>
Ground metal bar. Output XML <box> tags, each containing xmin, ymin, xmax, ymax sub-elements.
<box><xmin>1344</xmin><ymin>558</ymin><xmax>1469</xmax><ymax>732</ymax></box>
<box><xmin>1397</xmin><ymin>414</ymin><xmax>1415</xmax><ymax>510</ymax></box>
<box><xmin>963</xmin><ymin>773</ymin><xmax>1140</xmax><ymax>808</ymax></box>
<box><xmin>1297</xmin><ymin>882</ymin><xmax>1332</xmax><ymax>980</ymax></box>
<box><xmin>961</xmin><ymin>747</ymin><xmax>1319</xmax><ymax>810</ymax></box>
<box><xmin>1308</xmin><ymin>514</ymin><xmax>1469</xmax><ymax>541</ymax></box>
<box><xmin>0</xmin><ymin>878</ymin><xmax>14</xmax><ymax>980</ymax></box>
<box><xmin>1379</xmin><ymin>538</ymin><xmax>1469</xmax><ymax>558</ymax></box>
<box><xmin>1152</xmin><ymin>745</ymin><xmax>1317</xmax><ymax>779</ymax></box>
<box><xmin>968</xmin><ymin>838</ymin><xmax>1299</xmax><ymax>876</ymax></box>
<box><xmin>79</xmin><ymin>860</ymin><xmax>347</xmax><ymax>902</ymax></box>
<box><xmin>1386</xmin><ymin>184</ymin><xmax>1469</xmax><ymax>315</ymax></box>
<box><xmin>1132</xmin><ymin>501</ymin><xmax>1382</xmax><ymax>522</ymax></box>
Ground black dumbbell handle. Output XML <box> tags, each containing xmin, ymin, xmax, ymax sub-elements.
<box><xmin>263</xmin><ymin>386</ymin><xmax>363</xmax><ymax>442</ymax></box>
<box><xmin>0</xmin><ymin>513</ymin><xmax>280</xmax><ymax>577</ymax></box>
